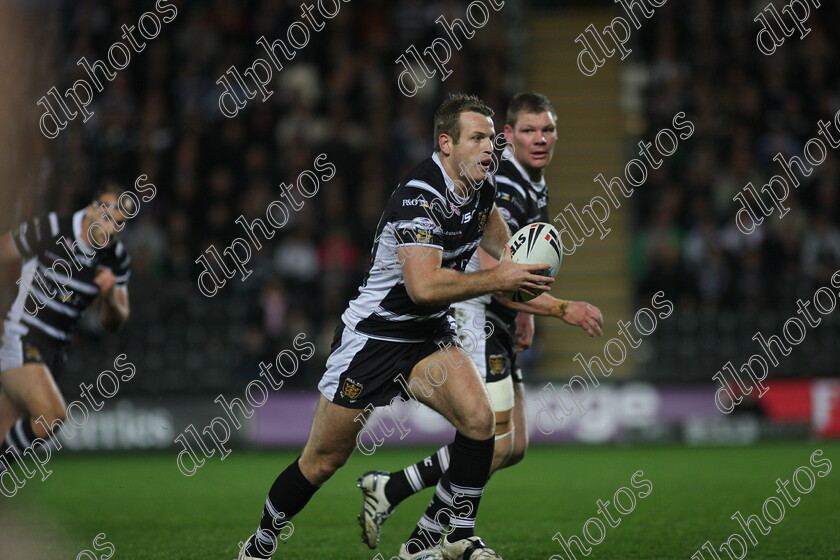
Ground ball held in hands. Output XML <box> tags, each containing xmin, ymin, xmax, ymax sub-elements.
<box><xmin>502</xmin><ymin>222</ymin><xmax>563</xmax><ymax>302</ymax></box>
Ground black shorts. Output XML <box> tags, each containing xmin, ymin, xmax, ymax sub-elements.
<box><xmin>317</xmin><ymin>323</ymin><xmax>461</xmax><ymax>409</ymax></box>
<box><xmin>486</xmin><ymin>321</ymin><xmax>523</xmax><ymax>384</ymax></box>
<box><xmin>450</xmin><ymin>306</ymin><xmax>522</xmax><ymax>384</ymax></box>
<box><xmin>0</xmin><ymin>324</ymin><xmax>67</xmax><ymax>377</ymax></box>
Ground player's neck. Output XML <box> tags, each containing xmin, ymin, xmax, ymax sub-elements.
<box><xmin>517</xmin><ymin>159</ymin><xmax>544</xmax><ymax>183</ymax></box>
<box><xmin>440</xmin><ymin>157</ymin><xmax>475</xmax><ymax>198</ymax></box>
<box><xmin>528</xmin><ymin>170</ymin><xmax>544</xmax><ymax>183</ymax></box>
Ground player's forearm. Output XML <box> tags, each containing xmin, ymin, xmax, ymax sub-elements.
<box><xmin>478</xmin><ymin>207</ymin><xmax>510</xmax><ymax>260</ymax></box>
<box><xmin>407</xmin><ymin>267</ymin><xmax>502</xmax><ymax>307</ymax></box>
<box><xmin>100</xmin><ymin>292</ymin><xmax>129</xmax><ymax>331</ymax></box>
<box><xmin>495</xmin><ymin>292</ymin><xmax>568</xmax><ymax>319</ymax></box>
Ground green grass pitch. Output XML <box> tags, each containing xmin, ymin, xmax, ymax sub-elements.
<box><xmin>9</xmin><ymin>441</ymin><xmax>840</xmax><ymax>559</ymax></box>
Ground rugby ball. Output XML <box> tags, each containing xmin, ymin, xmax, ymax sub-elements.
<box><xmin>502</xmin><ymin>222</ymin><xmax>563</xmax><ymax>302</ymax></box>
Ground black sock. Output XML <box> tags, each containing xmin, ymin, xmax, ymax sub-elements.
<box><xmin>244</xmin><ymin>458</ymin><xmax>318</xmax><ymax>559</ymax></box>
<box><xmin>404</xmin><ymin>471</ymin><xmax>450</xmax><ymax>554</ymax></box>
<box><xmin>385</xmin><ymin>444</ymin><xmax>451</xmax><ymax>506</ymax></box>
<box><xmin>405</xmin><ymin>432</ymin><xmax>493</xmax><ymax>552</ymax></box>
<box><xmin>0</xmin><ymin>417</ymin><xmax>39</xmax><ymax>472</ymax></box>
<box><xmin>441</xmin><ymin>431</ymin><xmax>493</xmax><ymax>542</ymax></box>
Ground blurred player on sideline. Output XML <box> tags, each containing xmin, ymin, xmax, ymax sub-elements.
<box><xmin>236</xmin><ymin>94</ymin><xmax>555</xmax><ymax>560</ymax></box>
<box><xmin>358</xmin><ymin>93</ymin><xmax>604</xmax><ymax>549</ymax></box>
<box><xmin>0</xmin><ymin>187</ymin><xmax>131</xmax><ymax>485</ymax></box>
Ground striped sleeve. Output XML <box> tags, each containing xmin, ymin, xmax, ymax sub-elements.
<box><xmin>111</xmin><ymin>242</ymin><xmax>132</xmax><ymax>286</ymax></box>
<box><xmin>11</xmin><ymin>213</ymin><xmax>59</xmax><ymax>259</ymax></box>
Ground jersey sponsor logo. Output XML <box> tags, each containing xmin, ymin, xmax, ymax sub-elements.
<box><xmin>402</xmin><ymin>197</ymin><xmax>429</xmax><ymax>207</ymax></box>
<box><xmin>537</xmin><ymin>197</ymin><xmax>548</xmax><ymax>208</ymax></box>
<box><xmin>488</xmin><ymin>354</ymin><xmax>506</xmax><ymax>375</ymax></box>
<box><xmin>499</xmin><ymin>192</ymin><xmax>512</xmax><ymax>201</ymax></box>
<box><xmin>341</xmin><ymin>377</ymin><xmax>364</xmax><ymax>400</ymax></box>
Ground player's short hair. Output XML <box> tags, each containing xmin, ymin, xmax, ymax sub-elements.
<box><xmin>93</xmin><ymin>183</ymin><xmax>136</xmax><ymax>215</ymax></box>
<box><xmin>433</xmin><ymin>93</ymin><xmax>494</xmax><ymax>152</ymax></box>
<box><xmin>506</xmin><ymin>92</ymin><xmax>557</xmax><ymax>127</ymax></box>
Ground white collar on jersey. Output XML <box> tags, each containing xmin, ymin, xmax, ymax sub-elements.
<box><xmin>504</xmin><ymin>147</ymin><xmax>547</xmax><ymax>193</ymax></box>
<box><xmin>73</xmin><ymin>208</ymin><xmax>96</xmax><ymax>254</ymax></box>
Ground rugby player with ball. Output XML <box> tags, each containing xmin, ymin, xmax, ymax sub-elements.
<box><xmin>358</xmin><ymin>93</ymin><xmax>604</xmax><ymax>555</ymax></box>
<box><xmin>236</xmin><ymin>94</ymin><xmax>555</xmax><ymax>560</ymax></box>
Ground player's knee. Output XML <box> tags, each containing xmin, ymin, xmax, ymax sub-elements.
<box><xmin>31</xmin><ymin>406</ymin><xmax>66</xmax><ymax>439</ymax></box>
<box><xmin>459</xmin><ymin>406</ymin><xmax>494</xmax><ymax>440</ymax></box>
<box><xmin>46</xmin><ymin>399</ymin><xmax>67</xmax><ymax>424</ymax></box>
<box><xmin>308</xmin><ymin>450</ymin><xmax>350</xmax><ymax>484</ymax></box>
<box><xmin>325</xmin><ymin>451</ymin><xmax>350</xmax><ymax>472</ymax></box>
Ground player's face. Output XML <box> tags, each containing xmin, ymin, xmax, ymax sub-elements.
<box><xmin>505</xmin><ymin>111</ymin><xmax>558</xmax><ymax>175</ymax></box>
<box><xmin>450</xmin><ymin>111</ymin><xmax>495</xmax><ymax>188</ymax></box>
<box><xmin>86</xmin><ymin>193</ymin><xmax>129</xmax><ymax>248</ymax></box>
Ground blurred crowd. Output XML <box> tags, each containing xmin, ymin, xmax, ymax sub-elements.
<box><xmin>12</xmin><ymin>0</ymin><xmax>840</xmax><ymax>387</ymax></box>
<box><xmin>16</xmin><ymin>0</ymin><xmax>517</xmax><ymax>388</ymax></box>
<box><xmin>632</xmin><ymin>0</ymin><xmax>840</xmax><ymax>311</ymax></box>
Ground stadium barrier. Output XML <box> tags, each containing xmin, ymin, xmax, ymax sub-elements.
<box><xmin>41</xmin><ymin>379</ymin><xmax>840</xmax><ymax>458</ymax></box>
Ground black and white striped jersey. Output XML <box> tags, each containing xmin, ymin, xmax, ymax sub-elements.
<box><xmin>5</xmin><ymin>209</ymin><xmax>131</xmax><ymax>343</ymax></box>
<box><xmin>493</xmin><ymin>152</ymin><xmax>549</xmax><ymax>232</ymax></box>
<box><xmin>460</xmin><ymin>150</ymin><xmax>550</xmax><ymax>327</ymax></box>
<box><xmin>342</xmin><ymin>153</ymin><xmax>497</xmax><ymax>342</ymax></box>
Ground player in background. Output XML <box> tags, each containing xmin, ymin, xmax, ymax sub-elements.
<box><xmin>236</xmin><ymin>94</ymin><xmax>554</xmax><ymax>560</ymax></box>
<box><xmin>0</xmin><ymin>187</ymin><xmax>131</xmax><ymax>483</ymax></box>
<box><xmin>358</xmin><ymin>93</ymin><xmax>604</xmax><ymax>549</ymax></box>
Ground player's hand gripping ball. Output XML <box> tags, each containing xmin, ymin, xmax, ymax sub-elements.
<box><xmin>502</xmin><ymin>222</ymin><xmax>563</xmax><ymax>303</ymax></box>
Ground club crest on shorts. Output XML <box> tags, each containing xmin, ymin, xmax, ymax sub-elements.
<box><xmin>24</xmin><ymin>343</ymin><xmax>42</xmax><ymax>362</ymax></box>
<box><xmin>341</xmin><ymin>377</ymin><xmax>364</xmax><ymax>400</ymax></box>
<box><xmin>488</xmin><ymin>354</ymin><xmax>506</xmax><ymax>375</ymax></box>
